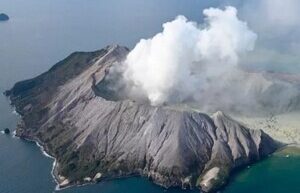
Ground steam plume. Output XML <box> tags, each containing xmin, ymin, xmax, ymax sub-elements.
<box><xmin>103</xmin><ymin>6</ymin><xmax>300</xmax><ymax>115</ymax></box>
<box><xmin>123</xmin><ymin>6</ymin><xmax>257</xmax><ymax>106</ymax></box>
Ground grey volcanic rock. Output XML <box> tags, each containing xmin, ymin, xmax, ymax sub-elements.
<box><xmin>0</xmin><ymin>13</ymin><xmax>9</xmax><ymax>21</ymax></box>
<box><xmin>3</xmin><ymin>128</ymin><xmax>10</xmax><ymax>134</ymax></box>
<box><xmin>6</xmin><ymin>45</ymin><xmax>280</xmax><ymax>192</ymax></box>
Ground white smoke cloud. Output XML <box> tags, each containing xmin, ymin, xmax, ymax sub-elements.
<box><xmin>238</xmin><ymin>0</ymin><xmax>300</xmax><ymax>73</ymax></box>
<box><xmin>243</xmin><ymin>0</ymin><xmax>300</xmax><ymax>33</ymax></box>
<box><xmin>123</xmin><ymin>6</ymin><xmax>257</xmax><ymax>106</ymax></box>
<box><xmin>100</xmin><ymin>5</ymin><xmax>300</xmax><ymax>115</ymax></box>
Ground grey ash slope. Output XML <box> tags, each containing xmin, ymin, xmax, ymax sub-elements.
<box><xmin>6</xmin><ymin>45</ymin><xmax>280</xmax><ymax>192</ymax></box>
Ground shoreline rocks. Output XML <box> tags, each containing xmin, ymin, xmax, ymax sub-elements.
<box><xmin>59</xmin><ymin>179</ymin><xmax>70</xmax><ymax>188</ymax></box>
<box><xmin>84</xmin><ymin>177</ymin><xmax>92</xmax><ymax>182</ymax></box>
<box><xmin>93</xmin><ymin>173</ymin><xmax>102</xmax><ymax>182</ymax></box>
<box><xmin>3</xmin><ymin>128</ymin><xmax>10</xmax><ymax>134</ymax></box>
<box><xmin>199</xmin><ymin>167</ymin><xmax>223</xmax><ymax>192</ymax></box>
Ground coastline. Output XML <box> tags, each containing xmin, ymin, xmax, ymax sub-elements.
<box><xmin>11</xmin><ymin>127</ymin><xmax>300</xmax><ymax>192</ymax></box>
<box><xmin>12</xmin><ymin>129</ymin><xmax>104</xmax><ymax>191</ymax></box>
<box><xmin>9</xmin><ymin>110</ymin><xmax>292</xmax><ymax>193</ymax></box>
<box><xmin>6</xmin><ymin>100</ymin><xmax>292</xmax><ymax>192</ymax></box>
<box><xmin>274</xmin><ymin>144</ymin><xmax>300</xmax><ymax>156</ymax></box>
<box><xmin>6</xmin><ymin>101</ymin><xmax>146</xmax><ymax>191</ymax></box>
<box><xmin>34</xmin><ymin>141</ymin><xmax>60</xmax><ymax>191</ymax></box>
<box><xmin>5</xmin><ymin>106</ymin><xmax>64</xmax><ymax>191</ymax></box>
<box><xmin>11</xmin><ymin>129</ymin><xmax>61</xmax><ymax>190</ymax></box>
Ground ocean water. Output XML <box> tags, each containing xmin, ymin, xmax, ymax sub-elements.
<box><xmin>0</xmin><ymin>0</ymin><xmax>299</xmax><ymax>193</ymax></box>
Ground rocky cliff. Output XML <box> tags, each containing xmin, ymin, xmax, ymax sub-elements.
<box><xmin>5</xmin><ymin>45</ymin><xmax>280</xmax><ymax>192</ymax></box>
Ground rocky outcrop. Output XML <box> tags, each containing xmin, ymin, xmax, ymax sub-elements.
<box><xmin>5</xmin><ymin>45</ymin><xmax>280</xmax><ymax>192</ymax></box>
<box><xmin>3</xmin><ymin>128</ymin><xmax>10</xmax><ymax>134</ymax></box>
<box><xmin>0</xmin><ymin>13</ymin><xmax>9</xmax><ymax>21</ymax></box>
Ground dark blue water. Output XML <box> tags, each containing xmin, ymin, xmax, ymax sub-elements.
<box><xmin>0</xmin><ymin>1</ymin><xmax>299</xmax><ymax>193</ymax></box>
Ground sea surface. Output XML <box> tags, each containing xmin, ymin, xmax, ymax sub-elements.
<box><xmin>0</xmin><ymin>1</ymin><xmax>299</xmax><ymax>193</ymax></box>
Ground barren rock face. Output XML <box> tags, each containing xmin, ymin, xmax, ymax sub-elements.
<box><xmin>6</xmin><ymin>45</ymin><xmax>280</xmax><ymax>192</ymax></box>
